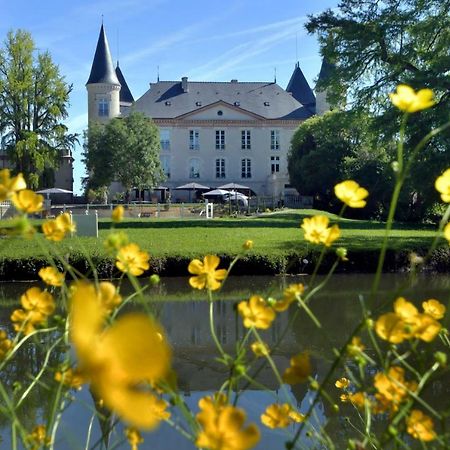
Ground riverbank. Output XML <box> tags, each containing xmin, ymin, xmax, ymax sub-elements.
<box><xmin>0</xmin><ymin>210</ymin><xmax>447</xmax><ymax>281</ymax></box>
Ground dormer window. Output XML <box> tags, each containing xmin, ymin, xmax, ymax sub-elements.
<box><xmin>165</xmin><ymin>101</ymin><xmax>171</xmax><ymax>106</ymax></box>
<box><xmin>234</xmin><ymin>101</ymin><xmax>240</xmax><ymax>106</ymax></box>
<box><xmin>196</xmin><ymin>101</ymin><xmax>202</xmax><ymax>107</ymax></box>
<box><xmin>264</xmin><ymin>101</ymin><xmax>270</xmax><ymax>106</ymax></box>
<box><xmin>98</xmin><ymin>98</ymin><xmax>109</xmax><ymax>117</ymax></box>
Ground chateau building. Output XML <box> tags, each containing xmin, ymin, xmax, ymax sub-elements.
<box><xmin>87</xmin><ymin>24</ymin><xmax>329</xmax><ymax>200</ymax></box>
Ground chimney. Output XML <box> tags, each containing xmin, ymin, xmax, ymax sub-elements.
<box><xmin>230</xmin><ymin>79</ymin><xmax>238</xmax><ymax>83</ymax></box>
<box><xmin>181</xmin><ymin>76</ymin><xmax>188</xmax><ymax>92</ymax></box>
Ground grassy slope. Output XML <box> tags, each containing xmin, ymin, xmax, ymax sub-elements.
<box><xmin>0</xmin><ymin>209</ymin><xmax>440</xmax><ymax>260</ymax></box>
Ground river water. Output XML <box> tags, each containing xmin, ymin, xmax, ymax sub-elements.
<box><xmin>0</xmin><ymin>274</ymin><xmax>449</xmax><ymax>449</ymax></box>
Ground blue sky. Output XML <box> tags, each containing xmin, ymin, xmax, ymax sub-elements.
<box><xmin>1</xmin><ymin>0</ymin><xmax>338</xmax><ymax>194</ymax></box>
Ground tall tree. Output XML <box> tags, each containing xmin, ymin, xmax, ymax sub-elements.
<box><xmin>304</xmin><ymin>0</ymin><xmax>450</xmax><ymax>220</ymax></box>
<box><xmin>288</xmin><ymin>110</ymin><xmax>392</xmax><ymax>217</ymax></box>
<box><xmin>83</xmin><ymin>112</ymin><xmax>164</xmax><ymax>196</ymax></box>
<box><xmin>0</xmin><ymin>30</ymin><xmax>77</xmax><ymax>188</ymax></box>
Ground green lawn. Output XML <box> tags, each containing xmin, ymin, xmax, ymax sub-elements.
<box><xmin>0</xmin><ymin>209</ymin><xmax>442</xmax><ymax>260</ymax></box>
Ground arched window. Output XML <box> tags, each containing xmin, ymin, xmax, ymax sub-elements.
<box><xmin>189</xmin><ymin>158</ymin><xmax>201</xmax><ymax>179</ymax></box>
<box><xmin>241</xmin><ymin>158</ymin><xmax>252</xmax><ymax>179</ymax></box>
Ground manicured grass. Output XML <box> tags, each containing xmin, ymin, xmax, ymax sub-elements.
<box><xmin>0</xmin><ymin>209</ymin><xmax>442</xmax><ymax>260</ymax></box>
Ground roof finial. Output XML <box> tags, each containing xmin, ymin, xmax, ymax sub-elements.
<box><xmin>101</xmin><ymin>14</ymin><xmax>104</xmax><ymax>25</ymax></box>
<box><xmin>274</xmin><ymin>67</ymin><xmax>277</xmax><ymax>83</ymax></box>
<box><xmin>295</xmin><ymin>31</ymin><xmax>298</xmax><ymax>64</ymax></box>
<box><xmin>157</xmin><ymin>65</ymin><xmax>160</xmax><ymax>82</ymax></box>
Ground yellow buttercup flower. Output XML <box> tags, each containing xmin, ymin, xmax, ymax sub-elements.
<box><xmin>272</xmin><ymin>283</ymin><xmax>305</xmax><ymax>312</ymax></box>
<box><xmin>38</xmin><ymin>266</ymin><xmax>64</xmax><ymax>287</ymax></box>
<box><xmin>12</xmin><ymin>189</ymin><xmax>44</xmax><ymax>214</ymax></box>
<box><xmin>301</xmin><ymin>215</ymin><xmax>340</xmax><ymax>247</ymax></box>
<box><xmin>0</xmin><ymin>169</ymin><xmax>26</xmax><ymax>201</ymax></box>
<box><xmin>348</xmin><ymin>392</ymin><xmax>366</xmax><ymax>409</ymax></box>
<box><xmin>422</xmin><ymin>299</ymin><xmax>446</xmax><ymax>320</ymax></box>
<box><xmin>435</xmin><ymin>169</ymin><xmax>450</xmax><ymax>202</ymax></box>
<box><xmin>69</xmin><ymin>281</ymin><xmax>171</xmax><ymax>429</ymax></box>
<box><xmin>374</xmin><ymin>366</ymin><xmax>417</xmax><ymax>413</ymax></box>
<box><xmin>188</xmin><ymin>255</ymin><xmax>227</xmax><ymax>291</ymax></box>
<box><xmin>282</xmin><ymin>352</ymin><xmax>311</xmax><ymax>385</ymax></box>
<box><xmin>406</xmin><ymin>410</ymin><xmax>436</xmax><ymax>442</ymax></box>
<box><xmin>250</xmin><ymin>341</ymin><xmax>269</xmax><ymax>357</ymax></box>
<box><xmin>375</xmin><ymin>297</ymin><xmax>442</xmax><ymax>344</ymax></box>
<box><xmin>11</xmin><ymin>287</ymin><xmax>55</xmax><ymax>335</ymax></box>
<box><xmin>389</xmin><ymin>85</ymin><xmax>435</xmax><ymax>113</ymax></box>
<box><xmin>196</xmin><ymin>394</ymin><xmax>260</xmax><ymax>450</ymax></box>
<box><xmin>98</xmin><ymin>281</ymin><xmax>122</xmax><ymax>312</ymax></box>
<box><xmin>347</xmin><ymin>336</ymin><xmax>365</xmax><ymax>356</ymax></box>
<box><xmin>112</xmin><ymin>205</ymin><xmax>125</xmax><ymax>222</ymax></box>
<box><xmin>54</xmin><ymin>367</ymin><xmax>84</xmax><ymax>389</ymax></box>
<box><xmin>27</xmin><ymin>425</ymin><xmax>51</xmax><ymax>448</ymax></box>
<box><xmin>335</xmin><ymin>378</ymin><xmax>350</xmax><ymax>389</ymax></box>
<box><xmin>116</xmin><ymin>243</ymin><xmax>150</xmax><ymax>276</ymax></box>
<box><xmin>334</xmin><ymin>180</ymin><xmax>368</xmax><ymax>208</ymax></box>
<box><xmin>0</xmin><ymin>329</ymin><xmax>12</xmax><ymax>359</ymax></box>
<box><xmin>261</xmin><ymin>403</ymin><xmax>304</xmax><ymax>429</ymax></box>
<box><xmin>42</xmin><ymin>213</ymin><xmax>75</xmax><ymax>241</ymax></box>
<box><xmin>444</xmin><ymin>222</ymin><xmax>450</xmax><ymax>244</ymax></box>
<box><xmin>125</xmin><ymin>427</ymin><xmax>144</xmax><ymax>450</ymax></box>
<box><xmin>238</xmin><ymin>296</ymin><xmax>276</xmax><ymax>329</ymax></box>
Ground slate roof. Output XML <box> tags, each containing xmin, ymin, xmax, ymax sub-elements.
<box><xmin>115</xmin><ymin>63</ymin><xmax>134</xmax><ymax>103</ymax></box>
<box><xmin>318</xmin><ymin>58</ymin><xmax>334</xmax><ymax>82</ymax></box>
<box><xmin>86</xmin><ymin>25</ymin><xmax>120</xmax><ymax>86</ymax></box>
<box><xmin>286</xmin><ymin>62</ymin><xmax>316</xmax><ymax>112</ymax></box>
<box><xmin>132</xmin><ymin>80</ymin><xmax>313</xmax><ymax>120</ymax></box>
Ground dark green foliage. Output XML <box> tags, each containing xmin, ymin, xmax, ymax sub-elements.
<box><xmin>304</xmin><ymin>0</ymin><xmax>450</xmax><ymax>221</ymax></box>
<box><xmin>0</xmin><ymin>30</ymin><xmax>77</xmax><ymax>188</ymax></box>
<box><xmin>83</xmin><ymin>112</ymin><xmax>164</xmax><ymax>194</ymax></box>
<box><xmin>288</xmin><ymin>110</ymin><xmax>392</xmax><ymax>217</ymax></box>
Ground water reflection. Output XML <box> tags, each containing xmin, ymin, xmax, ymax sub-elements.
<box><xmin>0</xmin><ymin>274</ymin><xmax>449</xmax><ymax>449</ymax></box>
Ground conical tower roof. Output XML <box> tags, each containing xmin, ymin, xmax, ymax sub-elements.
<box><xmin>115</xmin><ymin>62</ymin><xmax>134</xmax><ymax>103</ymax></box>
<box><xmin>86</xmin><ymin>24</ymin><xmax>120</xmax><ymax>85</ymax></box>
<box><xmin>286</xmin><ymin>62</ymin><xmax>316</xmax><ymax>109</ymax></box>
<box><xmin>318</xmin><ymin>58</ymin><xmax>334</xmax><ymax>84</ymax></box>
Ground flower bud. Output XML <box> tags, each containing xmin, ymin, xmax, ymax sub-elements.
<box><xmin>434</xmin><ymin>351</ymin><xmax>447</xmax><ymax>367</ymax></box>
<box><xmin>149</xmin><ymin>274</ymin><xmax>160</xmax><ymax>286</ymax></box>
<box><xmin>242</xmin><ymin>240</ymin><xmax>253</xmax><ymax>250</ymax></box>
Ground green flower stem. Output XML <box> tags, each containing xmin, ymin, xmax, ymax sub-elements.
<box><xmin>297</xmin><ymin>296</ymin><xmax>322</xmax><ymax>329</ymax></box>
<box><xmin>0</xmin><ymin>380</ymin><xmax>28</xmax><ymax>447</ymax></box>
<box><xmin>17</xmin><ymin>336</ymin><xmax>63</xmax><ymax>407</ymax></box>
<box><xmin>289</xmin><ymin>321</ymin><xmax>366</xmax><ymax>449</ymax></box>
<box><xmin>251</xmin><ymin>328</ymin><xmax>292</xmax><ymax>404</ymax></box>
<box><xmin>83</xmin><ymin>413</ymin><xmax>96</xmax><ymax>450</ymax></box>
<box><xmin>164</xmin><ymin>417</ymin><xmax>196</xmax><ymax>442</ymax></box>
<box><xmin>208</xmin><ymin>292</ymin><xmax>227</xmax><ymax>360</ymax></box>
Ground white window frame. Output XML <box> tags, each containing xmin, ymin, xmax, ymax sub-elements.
<box><xmin>241</xmin><ymin>130</ymin><xmax>251</xmax><ymax>150</ymax></box>
<box><xmin>241</xmin><ymin>158</ymin><xmax>252</xmax><ymax>179</ymax></box>
<box><xmin>270</xmin><ymin>130</ymin><xmax>280</xmax><ymax>150</ymax></box>
<box><xmin>98</xmin><ymin>98</ymin><xmax>109</xmax><ymax>117</ymax></box>
<box><xmin>271</xmin><ymin>156</ymin><xmax>280</xmax><ymax>173</ymax></box>
<box><xmin>215</xmin><ymin>130</ymin><xmax>225</xmax><ymax>150</ymax></box>
<box><xmin>189</xmin><ymin>129</ymin><xmax>200</xmax><ymax>150</ymax></box>
<box><xmin>215</xmin><ymin>158</ymin><xmax>226</xmax><ymax>179</ymax></box>
<box><xmin>189</xmin><ymin>158</ymin><xmax>201</xmax><ymax>179</ymax></box>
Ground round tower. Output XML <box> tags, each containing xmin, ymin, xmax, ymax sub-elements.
<box><xmin>315</xmin><ymin>58</ymin><xmax>333</xmax><ymax>116</ymax></box>
<box><xmin>86</xmin><ymin>24</ymin><xmax>121</xmax><ymax>123</ymax></box>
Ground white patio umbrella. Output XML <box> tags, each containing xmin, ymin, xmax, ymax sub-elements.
<box><xmin>36</xmin><ymin>188</ymin><xmax>73</xmax><ymax>199</ymax></box>
<box><xmin>202</xmin><ymin>189</ymin><xmax>230</xmax><ymax>197</ymax></box>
